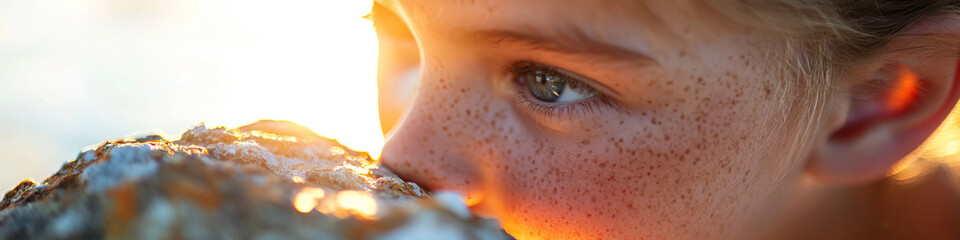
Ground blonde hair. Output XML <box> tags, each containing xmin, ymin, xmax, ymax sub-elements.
<box><xmin>708</xmin><ymin>0</ymin><xmax>960</xmax><ymax>182</ymax></box>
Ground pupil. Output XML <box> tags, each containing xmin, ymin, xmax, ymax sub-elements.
<box><xmin>526</xmin><ymin>70</ymin><xmax>565</xmax><ymax>102</ymax></box>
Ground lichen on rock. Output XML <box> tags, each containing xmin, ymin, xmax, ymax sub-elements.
<box><xmin>0</xmin><ymin>120</ymin><xmax>512</xmax><ymax>239</ymax></box>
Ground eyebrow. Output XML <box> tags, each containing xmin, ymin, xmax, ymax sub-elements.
<box><xmin>468</xmin><ymin>28</ymin><xmax>659</xmax><ymax>67</ymax></box>
<box><xmin>373</xmin><ymin>0</ymin><xmax>660</xmax><ymax>97</ymax></box>
<box><xmin>468</xmin><ymin>28</ymin><xmax>659</xmax><ymax>97</ymax></box>
<box><xmin>372</xmin><ymin>0</ymin><xmax>658</xmax><ymax>67</ymax></box>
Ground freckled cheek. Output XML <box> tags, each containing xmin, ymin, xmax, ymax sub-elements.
<box><xmin>486</xmin><ymin>145</ymin><xmax>614</xmax><ymax>238</ymax></box>
<box><xmin>479</xmin><ymin>131</ymin><xmax>636</xmax><ymax>234</ymax></box>
<box><xmin>484</xmin><ymin>115</ymin><xmax>740</xmax><ymax>238</ymax></box>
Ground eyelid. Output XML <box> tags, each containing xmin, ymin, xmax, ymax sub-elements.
<box><xmin>516</xmin><ymin>62</ymin><xmax>621</xmax><ymax>100</ymax></box>
<box><xmin>506</xmin><ymin>61</ymin><xmax>622</xmax><ymax>123</ymax></box>
<box><xmin>552</xmin><ymin>67</ymin><xmax>620</xmax><ymax>98</ymax></box>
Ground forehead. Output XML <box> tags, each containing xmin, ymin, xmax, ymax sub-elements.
<box><xmin>380</xmin><ymin>0</ymin><xmax>739</xmax><ymax>50</ymax></box>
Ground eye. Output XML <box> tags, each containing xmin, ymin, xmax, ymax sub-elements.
<box><xmin>515</xmin><ymin>63</ymin><xmax>598</xmax><ymax>103</ymax></box>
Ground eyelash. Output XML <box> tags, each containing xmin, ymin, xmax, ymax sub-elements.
<box><xmin>504</xmin><ymin>61</ymin><xmax>617</xmax><ymax>120</ymax></box>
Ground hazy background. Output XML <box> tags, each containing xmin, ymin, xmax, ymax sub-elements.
<box><xmin>0</xmin><ymin>0</ymin><xmax>384</xmax><ymax>190</ymax></box>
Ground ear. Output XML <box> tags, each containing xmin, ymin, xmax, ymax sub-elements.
<box><xmin>808</xmin><ymin>16</ymin><xmax>960</xmax><ymax>185</ymax></box>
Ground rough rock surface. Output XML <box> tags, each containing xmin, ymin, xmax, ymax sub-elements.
<box><xmin>0</xmin><ymin>120</ymin><xmax>512</xmax><ymax>239</ymax></box>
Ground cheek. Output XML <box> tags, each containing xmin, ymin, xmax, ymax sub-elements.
<box><xmin>485</xmin><ymin>71</ymin><xmax>792</xmax><ymax>239</ymax></box>
<box><xmin>384</xmin><ymin>53</ymin><xmax>800</xmax><ymax>239</ymax></box>
<box><xmin>490</xmin><ymin>123</ymin><xmax>748</xmax><ymax>239</ymax></box>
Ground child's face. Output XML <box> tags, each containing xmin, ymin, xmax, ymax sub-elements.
<box><xmin>379</xmin><ymin>0</ymin><xmax>807</xmax><ymax>239</ymax></box>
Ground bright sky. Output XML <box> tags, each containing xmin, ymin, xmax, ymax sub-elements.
<box><xmin>0</xmin><ymin>0</ymin><xmax>384</xmax><ymax>189</ymax></box>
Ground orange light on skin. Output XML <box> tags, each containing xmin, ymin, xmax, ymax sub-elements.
<box><xmin>464</xmin><ymin>193</ymin><xmax>484</xmax><ymax>208</ymax></box>
<box><xmin>891</xmin><ymin>160</ymin><xmax>935</xmax><ymax>183</ymax></box>
<box><xmin>887</xmin><ymin>65</ymin><xmax>921</xmax><ymax>114</ymax></box>
<box><xmin>293</xmin><ymin>187</ymin><xmax>326</xmax><ymax>213</ymax></box>
<box><xmin>336</xmin><ymin>190</ymin><xmax>378</xmax><ymax>219</ymax></box>
<box><xmin>878</xmin><ymin>66</ymin><xmax>923</xmax><ymax>179</ymax></box>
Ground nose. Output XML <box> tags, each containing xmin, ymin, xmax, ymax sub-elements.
<box><xmin>379</xmin><ymin>92</ymin><xmax>484</xmax><ymax>201</ymax></box>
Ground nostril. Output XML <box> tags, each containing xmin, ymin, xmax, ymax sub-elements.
<box><xmin>379</xmin><ymin>125</ymin><xmax>484</xmax><ymax>203</ymax></box>
<box><xmin>380</xmin><ymin>156</ymin><xmax>439</xmax><ymax>191</ymax></box>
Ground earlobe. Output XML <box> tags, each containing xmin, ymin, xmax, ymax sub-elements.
<box><xmin>808</xmin><ymin>56</ymin><xmax>960</xmax><ymax>186</ymax></box>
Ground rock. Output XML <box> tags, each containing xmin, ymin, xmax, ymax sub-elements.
<box><xmin>0</xmin><ymin>121</ymin><xmax>512</xmax><ymax>239</ymax></box>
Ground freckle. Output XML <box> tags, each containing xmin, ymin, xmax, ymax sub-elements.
<box><xmin>439</xmin><ymin>78</ymin><xmax>445</xmax><ymax>83</ymax></box>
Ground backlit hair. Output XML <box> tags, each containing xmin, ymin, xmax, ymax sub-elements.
<box><xmin>710</xmin><ymin>0</ymin><xmax>960</xmax><ymax>181</ymax></box>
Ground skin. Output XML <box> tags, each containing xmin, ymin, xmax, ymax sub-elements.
<box><xmin>373</xmin><ymin>0</ymin><xmax>960</xmax><ymax>239</ymax></box>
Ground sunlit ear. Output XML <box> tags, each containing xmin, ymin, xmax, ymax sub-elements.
<box><xmin>807</xmin><ymin>17</ymin><xmax>960</xmax><ymax>185</ymax></box>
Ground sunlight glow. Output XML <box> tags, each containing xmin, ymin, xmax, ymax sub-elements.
<box><xmin>0</xmin><ymin>0</ymin><xmax>387</xmax><ymax>190</ymax></box>
<box><xmin>335</xmin><ymin>190</ymin><xmax>378</xmax><ymax>219</ymax></box>
<box><xmin>293</xmin><ymin>187</ymin><xmax>326</xmax><ymax>213</ymax></box>
<box><xmin>889</xmin><ymin>91</ymin><xmax>960</xmax><ymax>182</ymax></box>
<box><xmin>206</xmin><ymin>0</ymin><xmax>384</xmax><ymax>158</ymax></box>
<box><xmin>292</xmin><ymin>176</ymin><xmax>305</xmax><ymax>184</ymax></box>
<box><xmin>887</xmin><ymin>65</ymin><xmax>920</xmax><ymax>114</ymax></box>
